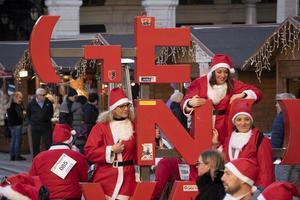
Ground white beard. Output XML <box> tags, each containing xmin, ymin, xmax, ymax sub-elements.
<box><xmin>110</xmin><ymin>119</ymin><xmax>134</xmax><ymax>143</ymax></box>
<box><xmin>207</xmin><ymin>82</ymin><xmax>227</xmax><ymax>105</ymax></box>
<box><xmin>228</xmin><ymin>130</ymin><xmax>252</xmax><ymax>160</ymax></box>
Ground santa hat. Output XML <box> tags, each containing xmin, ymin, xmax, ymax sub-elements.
<box><xmin>52</xmin><ymin>123</ymin><xmax>73</xmax><ymax>144</ymax></box>
<box><xmin>231</xmin><ymin>102</ymin><xmax>253</xmax><ymax>124</ymax></box>
<box><xmin>109</xmin><ymin>88</ymin><xmax>132</xmax><ymax>111</ymax></box>
<box><xmin>210</xmin><ymin>54</ymin><xmax>235</xmax><ymax>74</ymax></box>
<box><xmin>0</xmin><ymin>174</ymin><xmax>42</xmax><ymax>200</ymax></box>
<box><xmin>225</xmin><ymin>158</ymin><xmax>258</xmax><ymax>187</ymax></box>
<box><xmin>257</xmin><ymin>182</ymin><xmax>300</xmax><ymax>200</ymax></box>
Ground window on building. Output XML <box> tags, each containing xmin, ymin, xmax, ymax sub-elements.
<box><xmin>80</xmin><ymin>24</ymin><xmax>106</xmax><ymax>33</ymax></box>
<box><xmin>82</xmin><ymin>0</ymin><xmax>105</xmax><ymax>6</ymax></box>
<box><xmin>232</xmin><ymin>0</ymin><xmax>242</xmax><ymax>4</ymax></box>
<box><xmin>179</xmin><ymin>0</ymin><xmax>214</xmax><ymax>5</ymax></box>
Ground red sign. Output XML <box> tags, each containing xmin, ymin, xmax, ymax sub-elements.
<box><xmin>135</xmin><ymin>16</ymin><xmax>190</xmax><ymax>83</ymax></box>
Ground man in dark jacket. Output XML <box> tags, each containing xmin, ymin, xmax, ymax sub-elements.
<box><xmin>7</xmin><ymin>91</ymin><xmax>26</xmax><ymax>161</ymax></box>
<box><xmin>27</xmin><ymin>88</ymin><xmax>53</xmax><ymax>157</ymax></box>
<box><xmin>82</xmin><ymin>92</ymin><xmax>99</xmax><ymax>135</ymax></box>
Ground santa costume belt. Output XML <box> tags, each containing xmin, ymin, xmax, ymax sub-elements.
<box><xmin>213</xmin><ymin>109</ymin><xmax>226</xmax><ymax>115</ymax></box>
<box><xmin>111</xmin><ymin>160</ymin><xmax>134</xmax><ymax>168</ymax></box>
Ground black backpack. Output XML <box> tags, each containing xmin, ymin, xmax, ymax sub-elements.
<box><xmin>256</xmin><ymin>132</ymin><xmax>264</xmax><ymax>151</ymax></box>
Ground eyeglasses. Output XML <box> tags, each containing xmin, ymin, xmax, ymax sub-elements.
<box><xmin>118</xmin><ymin>104</ymin><xmax>131</xmax><ymax>110</ymax></box>
<box><xmin>40</xmin><ymin>94</ymin><xmax>47</xmax><ymax>97</ymax></box>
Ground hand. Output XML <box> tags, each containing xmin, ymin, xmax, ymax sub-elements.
<box><xmin>212</xmin><ymin>128</ymin><xmax>219</xmax><ymax>145</ymax></box>
<box><xmin>188</xmin><ymin>95</ymin><xmax>206</xmax><ymax>108</ymax></box>
<box><xmin>229</xmin><ymin>93</ymin><xmax>245</xmax><ymax>104</ymax></box>
<box><xmin>112</xmin><ymin>141</ymin><xmax>124</xmax><ymax>154</ymax></box>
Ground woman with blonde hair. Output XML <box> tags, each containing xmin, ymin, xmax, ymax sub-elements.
<box><xmin>195</xmin><ymin>149</ymin><xmax>225</xmax><ymax>200</ymax></box>
<box><xmin>85</xmin><ymin>88</ymin><xmax>136</xmax><ymax>200</ymax></box>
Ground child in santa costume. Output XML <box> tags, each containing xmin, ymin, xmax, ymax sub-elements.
<box><xmin>29</xmin><ymin>123</ymin><xmax>88</xmax><ymax>200</ymax></box>
<box><xmin>84</xmin><ymin>88</ymin><xmax>136</xmax><ymax>200</ymax></box>
<box><xmin>257</xmin><ymin>181</ymin><xmax>300</xmax><ymax>200</ymax></box>
<box><xmin>181</xmin><ymin>54</ymin><xmax>262</xmax><ymax>145</ymax></box>
<box><xmin>221</xmin><ymin>101</ymin><xmax>274</xmax><ymax>189</ymax></box>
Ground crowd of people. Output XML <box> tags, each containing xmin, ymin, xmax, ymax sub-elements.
<box><xmin>0</xmin><ymin>53</ymin><xmax>300</xmax><ymax>200</ymax></box>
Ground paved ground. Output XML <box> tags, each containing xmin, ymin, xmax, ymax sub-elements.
<box><xmin>0</xmin><ymin>152</ymin><xmax>32</xmax><ymax>178</ymax></box>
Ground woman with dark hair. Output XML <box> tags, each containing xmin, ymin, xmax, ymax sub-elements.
<box><xmin>220</xmin><ymin>101</ymin><xmax>274</xmax><ymax>189</ymax></box>
<box><xmin>195</xmin><ymin>149</ymin><xmax>225</xmax><ymax>200</ymax></box>
<box><xmin>181</xmin><ymin>54</ymin><xmax>262</xmax><ymax>145</ymax></box>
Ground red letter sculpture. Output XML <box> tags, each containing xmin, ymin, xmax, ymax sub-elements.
<box><xmin>30</xmin><ymin>16</ymin><xmax>61</xmax><ymax>83</ymax></box>
<box><xmin>136</xmin><ymin>100</ymin><xmax>213</xmax><ymax>165</ymax></box>
<box><xmin>279</xmin><ymin>99</ymin><xmax>300</xmax><ymax>164</ymax></box>
<box><xmin>84</xmin><ymin>45</ymin><xmax>122</xmax><ymax>83</ymax></box>
<box><xmin>135</xmin><ymin>16</ymin><xmax>191</xmax><ymax>83</ymax></box>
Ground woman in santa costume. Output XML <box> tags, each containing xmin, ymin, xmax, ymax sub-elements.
<box><xmin>84</xmin><ymin>88</ymin><xmax>136</xmax><ymax>200</ymax></box>
<box><xmin>181</xmin><ymin>54</ymin><xmax>262</xmax><ymax>145</ymax></box>
<box><xmin>221</xmin><ymin>101</ymin><xmax>275</xmax><ymax>189</ymax></box>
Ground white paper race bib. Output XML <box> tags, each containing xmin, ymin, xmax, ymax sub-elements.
<box><xmin>51</xmin><ymin>153</ymin><xmax>77</xmax><ymax>179</ymax></box>
<box><xmin>178</xmin><ymin>164</ymin><xmax>190</xmax><ymax>181</ymax></box>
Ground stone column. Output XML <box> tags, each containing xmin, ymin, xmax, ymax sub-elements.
<box><xmin>142</xmin><ymin>0</ymin><xmax>179</xmax><ymax>28</ymax></box>
<box><xmin>45</xmin><ymin>0</ymin><xmax>82</xmax><ymax>38</ymax></box>
<box><xmin>277</xmin><ymin>0</ymin><xmax>299</xmax><ymax>23</ymax></box>
<box><xmin>243</xmin><ymin>0</ymin><xmax>261</xmax><ymax>24</ymax></box>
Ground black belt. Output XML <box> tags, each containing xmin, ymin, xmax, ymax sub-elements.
<box><xmin>213</xmin><ymin>110</ymin><xmax>226</xmax><ymax>115</ymax></box>
<box><xmin>111</xmin><ymin>160</ymin><xmax>134</xmax><ymax>168</ymax></box>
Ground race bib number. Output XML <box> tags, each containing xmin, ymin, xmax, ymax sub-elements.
<box><xmin>51</xmin><ymin>153</ymin><xmax>77</xmax><ymax>179</ymax></box>
<box><xmin>178</xmin><ymin>164</ymin><xmax>190</xmax><ymax>181</ymax></box>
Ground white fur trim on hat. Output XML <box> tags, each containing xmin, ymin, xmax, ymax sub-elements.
<box><xmin>109</xmin><ymin>98</ymin><xmax>132</xmax><ymax>111</ymax></box>
<box><xmin>232</xmin><ymin>112</ymin><xmax>253</xmax><ymax>124</ymax></box>
<box><xmin>63</xmin><ymin>135</ymin><xmax>73</xmax><ymax>144</ymax></box>
<box><xmin>210</xmin><ymin>63</ymin><xmax>235</xmax><ymax>74</ymax></box>
<box><xmin>225</xmin><ymin>162</ymin><xmax>254</xmax><ymax>186</ymax></box>
<box><xmin>0</xmin><ymin>186</ymin><xmax>30</xmax><ymax>200</ymax></box>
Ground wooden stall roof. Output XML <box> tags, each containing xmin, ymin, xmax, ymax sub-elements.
<box><xmin>0</xmin><ymin>38</ymin><xmax>94</xmax><ymax>72</ymax></box>
<box><xmin>0</xmin><ymin>25</ymin><xmax>280</xmax><ymax>74</ymax></box>
<box><xmin>242</xmin><ymin>16</ymin><xmax>300</xmax><ymax>81</ymax></box>
<box><xmin>191</xmin><ymin>24</ymin><xmax>278</xmax><ymax>70</ymax></box>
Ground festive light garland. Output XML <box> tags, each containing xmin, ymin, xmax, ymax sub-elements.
<box><xmin>243</xmin><ymin>19</ymin><xmax>300</xmax><ymax>82</ymax></box>
<box><xmin>156</xmin><ymin>40</ymin><xmax>197</xmax><ymax>65</ymax></box>
<box><xmin>15</xmin><ymin>34</ymin><xmax>197</xmax><ymax>82</ymax></box>
<box><xmin>14</xmin><ymin>34</ymin><xmax>103</xmax><ymax>82</ymax></box>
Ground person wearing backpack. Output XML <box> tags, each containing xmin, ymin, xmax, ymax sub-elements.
<box><xmin>215</xmin><ymin>101</ymin><xmax>274</xmax><ymax>189</ymax></box>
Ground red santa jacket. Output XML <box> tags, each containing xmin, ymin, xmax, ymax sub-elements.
<box><xmin>84</xmin><ymin>122</ymin><xmax>136</xmax><ymax>200</ymax></box>
<box><xmin>29</xmin><ymin>144</ymin><xmax>88</xmax><ymax>199</ymax></box>
<box><xmin>181</xmin><ymin>75</ymin><xmax>262</xmax><ymax>145</ymax></box>
<box><xmin>223</xmin><ymin>128</ymin><xmax>275</xmax><ymax>188</ymax></box>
